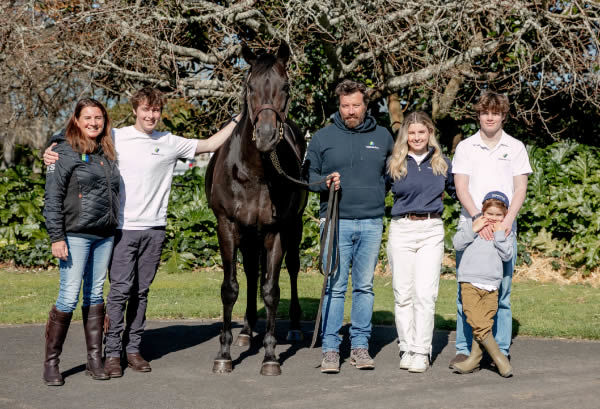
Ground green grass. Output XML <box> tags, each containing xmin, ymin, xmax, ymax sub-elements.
<box><xmin>1</xmin><ymin>268</ymin><xmax>599</xmax><ymax>339</ymax></box>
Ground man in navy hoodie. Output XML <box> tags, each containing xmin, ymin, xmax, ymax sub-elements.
<box><xmin>305</xmin><ymin>80</ymin><xmax>394</xmax><ymax>373</ymax></box>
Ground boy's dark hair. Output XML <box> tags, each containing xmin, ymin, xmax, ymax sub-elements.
<box><xmin>474</xmin><ymin>91</ymin><xmax>509</xmax><ymax>116</ymax></box>
<box><xmin>482</xmin><ymin>199</ymin><xmax>508</xmax><ymax>215</ymax></box>
<box><xmin>335</xmin><ymin>79</ymin><xmax>369</xmax><ymax>105</ymax></box>
<box><xmin>131</xmin><ymin>87</ymin><xmax>165</xmax><ymax>110</ymax></box>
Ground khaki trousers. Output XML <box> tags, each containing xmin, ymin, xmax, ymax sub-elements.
<box><xmin>460</xmin><ymin>282</ymin><xmax>498</xmax><ymax>341</ymax></box>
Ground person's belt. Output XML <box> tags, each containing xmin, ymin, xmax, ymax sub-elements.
<box><xmin>400</xmin><ymin>212</ymin><xmax>442</xmax><ymax>220</ymax></box>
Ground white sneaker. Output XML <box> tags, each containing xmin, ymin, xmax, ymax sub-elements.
<box><xmin>408</xmin><ymin>353</ymin><xmax>429</xmax><ymax>373</ymax></box>
<box><xmin>399</xmin><ymin>351</ymin><xmax>413</xmax><ymax>370</ymax></box>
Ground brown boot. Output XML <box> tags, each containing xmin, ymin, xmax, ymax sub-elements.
<box><xmin>451</xmin><ymin>336</ymin><xmax>483</xmax><ymax>374</ymax></box>
<box><xmin>480</xmin><ymin>333</ymin><xmax>513</xmax><ymax>377</ymax></box>
<box><xmin>127</xmin><ymin>353</ymin><xmax>151</xmax><ymax>372</ymax></box>
<box><xmin>82</xmin><ymin>303</ymin><xmax>109</xmax><ymax>380</ymax></box>
<box><xmin>43</xmin><ymin>306</ymin><xmax>72</xmax><ymax>386</ymax></box>
<box><xmin>104</xmin><ymin>356</ymin><xmax>123</xmax><ymax>378</ymax></box>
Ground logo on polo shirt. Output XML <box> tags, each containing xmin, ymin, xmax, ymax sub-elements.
<box><xmin>498</xmin><ymin>152</ymin><xmax>510</xmax><ymax>161</ymax></box>
<box><xmin>151</xmin><ymin>146</ymin><xmax>163</xmax><ymax>156</ymax></box>
<box><xmin>365</xmin><ymin>141</ymin><xmax>380</xmax><ymax>149</ymax></box>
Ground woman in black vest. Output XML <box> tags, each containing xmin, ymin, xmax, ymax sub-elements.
<box><xmin>43</xmin><ymin>98</ymin><xmax>119</xmax><ymax>386</ymax></box>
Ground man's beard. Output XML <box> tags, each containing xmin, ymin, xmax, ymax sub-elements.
<box><xmin>342</xmin><ymin>112</ymin><xmax>366</xmax><ymax>129</ymax></box>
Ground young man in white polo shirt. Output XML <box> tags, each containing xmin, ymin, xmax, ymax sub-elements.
<box><xmin>44</xmin><ymin>87</ymin><xmax>239</xmax><ymax>376</ymax></box>
<box><xmin>449</xmin><ymin>91</ymin><xmax>532</xmax><ymax>367</ymax></box>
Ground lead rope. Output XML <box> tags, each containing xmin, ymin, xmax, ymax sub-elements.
<box><xmin>310</xmin><ymin>183</ymin><xmax>339</xmax><ymax>348</ymax></box>
<box><xmin>267</xmin><ymin>129</ymin><xmax>339</xmax><ymax>348</ymax></box>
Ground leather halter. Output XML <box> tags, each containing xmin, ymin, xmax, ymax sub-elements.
<box><xmin>246</xmin><ymin>72</ymin><xmax>290</xmax><ymax>142</ymax></box>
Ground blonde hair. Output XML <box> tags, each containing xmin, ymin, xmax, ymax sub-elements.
<box><xmin>387</xmin><ymin>111</ymin><xmax>448</xmax><ymax>180</ymax></box>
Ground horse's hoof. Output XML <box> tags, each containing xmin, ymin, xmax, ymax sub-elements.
<box><xmin>260</xmin><ymin>361</ymin><xmax>281</xmax><ymax>376</ymax></box>
<box><xmin>235</xmin><ymin>333</ymin><xmax>251</xmax><ymax>347</ymax></box>
<box><xmin>286</xmin><ymin>329</ymin><xmax>304</xmax><ymax>342</ymax></box>
<box><xmin>212</xmin><ymin>359</ymin><xmax>233</xmax><ymax>374</ymax></box>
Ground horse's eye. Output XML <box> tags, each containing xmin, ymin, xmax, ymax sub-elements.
<box><xmin>282</xmin><ymin>84</ymin><xmax>290</xmax><ymax>92</ymax></box>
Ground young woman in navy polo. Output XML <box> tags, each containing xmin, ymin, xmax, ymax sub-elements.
<box><xmin>386</xmin><ymin>111</ymin><xmax>455</xmax><ymax>373</ymax></box>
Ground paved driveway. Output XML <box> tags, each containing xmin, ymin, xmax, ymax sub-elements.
<box><xmin>1</xmin><ymin>320</ymin><xmax>599</xmax><ymax>409</ymax></box>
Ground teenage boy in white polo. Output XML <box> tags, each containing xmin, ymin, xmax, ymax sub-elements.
<box><xmin>449</xmin><ymin>91</ymin><xmax>532</xmax><ymax>367</ymax></box>
<box><xmin>44</xmin><ymin>87</ymin><xmax>239</xmax><ymax>376</ymax></box>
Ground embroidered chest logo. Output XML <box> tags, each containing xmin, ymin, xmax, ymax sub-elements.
<box><xmin>365</xmin><ymin>141</ymin><xmax>380</xmax><ymax>150</ymax></box>
<box><xmin>151</xmin><ymin>146</ymin><xmax>162</xmax><ymax>156</ymax></box>
<box><xmin>498</xmin><ymin>152</ymin><xmax>510</xmax><ymax>161</ymax></box>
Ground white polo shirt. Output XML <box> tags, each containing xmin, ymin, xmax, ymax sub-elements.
<box><xmin>452</xmin><ymin>130</ymin><xmax>532</xmax><ymax>220</ymax></box>
<box><xmin>114</xmin><ymin>126</ymin><xmax>198</xmax><ymax>229</ymax></box>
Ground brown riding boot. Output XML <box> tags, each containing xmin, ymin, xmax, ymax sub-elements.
<box><xmin>43</xmin><ymin>306</ymin><xmax>72</xmax><ymax>386</ymax></box>
<box><xmin>451</xmin><ymin>336</ymin><xmax>483</xmax><ymax>374</ymax></box>
<box><xmin>480</xmin><ymin>333</ymin><xmax>513</xmax><ymax>377</ymax></box>
<box><xmin>82</xmin><ymin>303</ymin><xmax>109</xmax><ymax>380</ymax></box>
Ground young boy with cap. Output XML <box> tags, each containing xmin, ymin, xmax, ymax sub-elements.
<box><xmin>450</xmin><ymin>191</ymin><xmax>514</xmax><ymax>378</ymax></box>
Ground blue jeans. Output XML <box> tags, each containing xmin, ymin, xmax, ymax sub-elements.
<box><xmin>55</xmin><ymin>234</ymin><xmax>113</xmax><ymax>313</ymax></box>
<box><xmin>455</xmin><ymin>235</ymin><xmax>517</xmax><ymax>356</ymax></box>
<box><xmin>321</xmin><ymin>218</ymin><xmax>383</xmax><ymax>352</ymax></box>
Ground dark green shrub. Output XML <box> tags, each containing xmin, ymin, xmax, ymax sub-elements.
<box><xmin>1</xmin><ymin>142</ymin><xmax>598</xmax><ymax>274</ymax></box>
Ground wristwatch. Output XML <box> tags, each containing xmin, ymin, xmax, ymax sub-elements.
<box><xmin>471</xmin><ymin>212</ymin><xmax>482</xmax><ymax>221</ymax></box>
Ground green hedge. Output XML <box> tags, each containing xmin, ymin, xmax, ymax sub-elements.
<box><xmin>1</xmin><ymin>142</ymin><xmax>599</xmax><ymax>274</ymax></box>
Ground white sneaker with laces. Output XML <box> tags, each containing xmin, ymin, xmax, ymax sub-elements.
<box><xmin>408</xmin><ymin>353</ymin><xmax>429</xmax><ymax>373</ymax></box>
<box><xmin>399</xmin><ymin>351</ymin><xmax>413</xmax><ymax>370</ymax></box>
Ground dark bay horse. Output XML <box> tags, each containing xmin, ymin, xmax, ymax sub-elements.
<box><xmin>205</xmin><ymin>42</ymin><xmax>307</xmax><ymax>376</ymax></box>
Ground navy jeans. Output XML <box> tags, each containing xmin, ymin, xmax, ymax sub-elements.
<box><xmin>105</xmin><ymin>228</ymin><xmax>166</xmax><ymax>357</ymax></box>
<box><xmin>321</xmin><ymin>218</ymin><xmax>383</xmax><ymax>352</ymax></box>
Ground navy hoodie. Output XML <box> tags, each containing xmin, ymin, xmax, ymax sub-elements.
<box><xmin>387</xmin><ymin>148</ymin><xmax>456</xmax><ymax>217</ymax></box>
<box><xmin>304</xmin><ymin>112</ymin><xmax>394</xmax><ymax>219</ymax></box>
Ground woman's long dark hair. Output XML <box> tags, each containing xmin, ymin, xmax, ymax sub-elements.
<box><xmin>65</xmin><ymin>98</ymin><xmax>116</xmax><ymax>161</ymax></box>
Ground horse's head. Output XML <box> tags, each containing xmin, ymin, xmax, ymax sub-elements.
<box><xmin>242</xmin><ymin>42</ymin><xmax>290</xmax><ymax>153</ymax></box>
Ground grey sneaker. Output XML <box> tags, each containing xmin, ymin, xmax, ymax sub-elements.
<box><xmin>350</xmin><ymin>348</ymin><xmax>375</xmax><ymax>369</ymax></box>
<box><xmin>321</xmin><ymin>351</ymin><xmax>340</xmax><ymax>373</ymax></box>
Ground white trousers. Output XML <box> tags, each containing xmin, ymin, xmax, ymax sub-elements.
<box><xmin>387</xmin><ymin>217</ymin><xmax>444</xmax><ymax>355</ymax></box>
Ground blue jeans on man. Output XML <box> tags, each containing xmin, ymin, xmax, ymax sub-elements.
<box><xmin>55</xmin><ymin>234</ymin><xmax>113</xmax><ymax>313</ymax></box>
<box><xmin>321</xmin><ymin>218</ymin><xmax>383</xmax><ymax>352</ymax></box>
<box><xmin>455</xmin><ymin>236</ymin><xmax>517</xmax><ymax>356</ymax></box>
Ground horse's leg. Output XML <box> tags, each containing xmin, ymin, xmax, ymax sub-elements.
<box><xmin>213</xmin><ymin>217</ymin><xmax>240</xmax><ymax>374</ymax></box>
<box><xmin>285</xmin><ymin>216</ymin><xmax>303</xmax><ymax>342</ymax></box>
<box><xmin>260</xmin><ymin>232</ymin><xmax>284</xmax><ymax>376</ymax></box>
<box><xmin>236</xmin><ymin>240</ymin><xmax>259</xmax><ymax>347</ymax></box>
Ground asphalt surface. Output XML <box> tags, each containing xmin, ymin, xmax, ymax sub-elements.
<box><xmin>1</xmin><ymin>319</ymin><xmax>599</xmax><ymax>409</ymax></box>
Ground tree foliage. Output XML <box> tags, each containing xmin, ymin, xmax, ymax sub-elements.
<box><xmin>2</xmin><ymin>0</ymin><xmax>599</xmax><ymax>166</ymax></box>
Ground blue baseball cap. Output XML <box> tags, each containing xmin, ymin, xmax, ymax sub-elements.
<box><xmin>482</xmin><ymin>191</ymin><xmax>509</xmax><ymax>208</ymax></box>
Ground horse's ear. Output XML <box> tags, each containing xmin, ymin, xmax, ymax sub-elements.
<box><xmin>276</xmin><ymin>41</ymin><xmax>290</xmax><ymax>66</ymax></box>
<box><xmin>241</xmin><ymin>44</ymin><xmax>257</xmax><ymax>66</ymax></box>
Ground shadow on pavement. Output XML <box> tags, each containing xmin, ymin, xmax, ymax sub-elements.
<box><xmin>62</xmin><ymin>363</ymin><xmax>86</xmax><ymax>380</ymax></box>
<box><xmin>140</xmin><ymin>321</ymin><xmax>223</xmax><ymax>362</ymax></box>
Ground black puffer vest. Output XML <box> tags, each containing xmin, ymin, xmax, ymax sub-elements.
<box><xmin>44</xmin><ymin>139</ymin><xmax>120</xmax><ymax>242</ymax></box>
